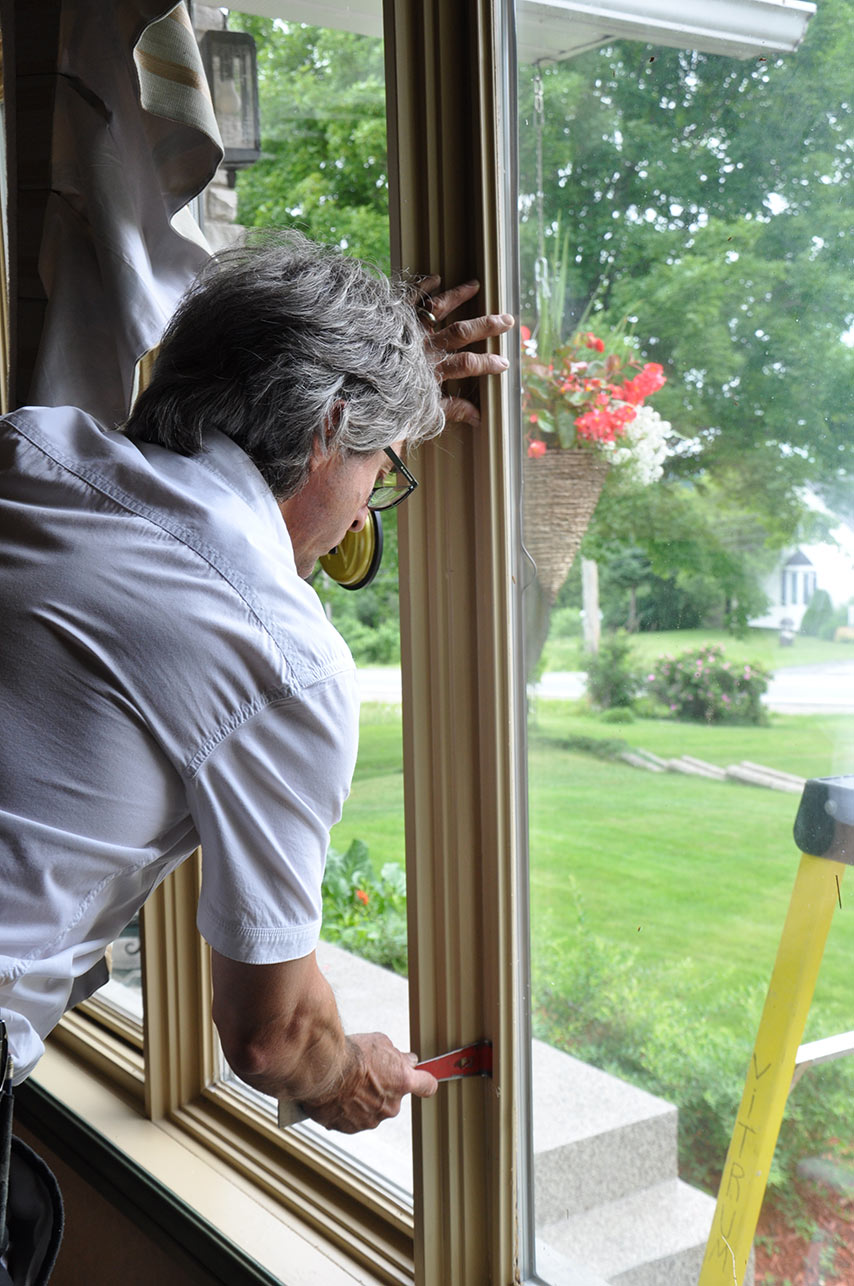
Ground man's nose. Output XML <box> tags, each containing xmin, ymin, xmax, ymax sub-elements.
<box><xmin>350</xmin><ymin>507</ymin><xmax>369</xmax><ymax>533</ymax></box>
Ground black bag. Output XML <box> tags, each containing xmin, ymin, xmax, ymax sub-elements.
<box><xmin>0</xmin><ymin>1023</ymin><xmax>64</xmax><ymax>1285</ymax></box>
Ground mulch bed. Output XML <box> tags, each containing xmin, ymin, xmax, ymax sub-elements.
<box><xmin>755</xmin><ymin>1182</ymin><xmax>854</xmax><ymax>1285</ymax></box>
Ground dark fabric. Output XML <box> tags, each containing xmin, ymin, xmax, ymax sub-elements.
<box><xmin>2</xmin><ymin>1138</ymin><xmax>64</xmax><ymax>1286</ymax></box>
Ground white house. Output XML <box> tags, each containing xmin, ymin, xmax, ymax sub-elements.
<box><xmin>751</xmin><ymin>513</ymin><xmax>854</xmax><ymax>631</ymax></box>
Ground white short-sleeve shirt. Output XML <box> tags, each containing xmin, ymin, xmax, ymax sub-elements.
<box><xmin>0</xmin><ymin>406</ymin><xmax>359</xmax><ymax>1082</ymax></box>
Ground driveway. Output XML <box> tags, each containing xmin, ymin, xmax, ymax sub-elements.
<box><xmin>357</xmin><ymin>661</ymin><xmax>854</xmax><ymax>714</ymax></box>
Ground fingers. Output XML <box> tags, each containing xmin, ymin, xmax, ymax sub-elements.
<box><xmin>405</xmin><ymin>1050</ymin><xmax>439</xmax><ymax>1098</ymax></box>
<box><xmin>438</xmin><ymin>350</ymin><xmax>510</xmax><ymax>381</ymax></box>
<box><xmin>410</xmin><ymin>1068</ymin><xmax>439</xmax><ymax>1098</ymax></box>
<box><xmin>434</xmin><ymin>313</ymin><xmax>515</xmax><ymax>352</ymax></box>
<box><xmin>441</xmin><ymin>394</ymin><xmax>481</xmax><ymax>427</ymax></box>
<box><xmin>428</xmin><ymin>278</ymin><xmax>481</xmax><ymax>322</ymax></box>
<box><xmin>409</xmin><ymin>277</ymin><xmax>514</xmax><ymax>430</ymax></box>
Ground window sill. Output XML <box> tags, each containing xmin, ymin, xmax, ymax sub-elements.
<box><xmin>24</xmin><ymin>1042</ymin><xmax>392</xmax><ymax>1286</ymax></box>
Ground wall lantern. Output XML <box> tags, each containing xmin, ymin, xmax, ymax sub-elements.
<box><xmin>200</xmin><ymin>29</ymin><xmax>261</xmax><ymax>182</ymax></box>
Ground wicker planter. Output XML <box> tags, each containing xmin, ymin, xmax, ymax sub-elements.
<box><xmin>523</xmin><ymin>448</ymin><xmax>609</xmax><ymax>603</ymax></box>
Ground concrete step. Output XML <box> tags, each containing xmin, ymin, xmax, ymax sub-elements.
<box><xmin>539</xmin><ymin>1178</ymin><xmax>754</xmax><ymax>1286</ymax></box>
<box><xmin>532</xmin><ymin>1041</ymin><xmax>678</xmax><ymax>1221</ymax></box>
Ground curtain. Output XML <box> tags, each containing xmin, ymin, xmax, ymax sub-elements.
<box><xmin>30</xmin><ymin>1</ymin><xmax>222</xmax><ymax>427</ymax></box>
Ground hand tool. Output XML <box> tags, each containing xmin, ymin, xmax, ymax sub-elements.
<box><xmin>277</xmin><ymin>1039</ymin><xmax>492</xmax><ymax>1129</ymax></box>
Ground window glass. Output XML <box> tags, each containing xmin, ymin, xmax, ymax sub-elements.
<box><xmin>516</xmin><ymin>4</ymin><xmax>854</xmax><ymax>1279</ymax></box>
<box><xmin>220</xmin><ymin>10</ymin><xmax>415</xmax><ymax>1205</ymax></box>
<box><xmin>104</xmin><ymin>916</ymin><xmax>144</xmax><ymax>1023</ymax></box>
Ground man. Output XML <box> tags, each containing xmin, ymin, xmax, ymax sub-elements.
<box><xmin>0</xmin><ymin>233</ymin><xmax>513</xmax><ymax>1133</ymax></box>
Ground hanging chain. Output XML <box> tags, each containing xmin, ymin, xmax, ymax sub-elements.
<box><xmin>533</xmin><ymin>65</ymin><xmax>550</xmax><ymax>323</ymax></box>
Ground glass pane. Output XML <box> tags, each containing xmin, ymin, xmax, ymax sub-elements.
<box><xmin>516</xmin><ymin>4</ymin><xmax>854</xmax><ymax>1281</ymax></box>
<box><xmin>219</xmin><ymin>9</ymin><xmax>414</xmax><ymax>1206</ymax></box>
<box><xmin>103</xmin><ymin>915</ymin><xmax>144</xmax><ymax>1024</ymax></box>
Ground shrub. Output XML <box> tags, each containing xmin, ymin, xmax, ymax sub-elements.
<box><xmin>532</xmin><ymin>886</ymin><xmax>854</xmax><ymax>1199</ymax></box>
<box><xmin>799</xmin><ymin>588</ymin><xmax>835</xmax><ymax>639</ymax></box>
<box><xmin>549</xmin><ymin>605</ymin><xmax>583</xmax><ymax>638</ymax></box>
<box><xmin>335</xmin><ymin>617</ymin><xmax>401</xmax><ymax>664</ymax></box>
<box><xmin>321</xmin><ymin>839</ymin><xmax>408</xmax><ymax>974</ymax></box>
<box><xmin>583</xmin><ymin>631</ymin><xmax>643</xmax><ymax>709</ymax></box>
<box><xmin>599</xmin><ymin>705</ymin><xmax>636</xmax><ymax>724</ymax></box>
<box><xmin>646</xmin><ymin>643</ymin><xmax>769</xmax><ymax>724</ymax></box>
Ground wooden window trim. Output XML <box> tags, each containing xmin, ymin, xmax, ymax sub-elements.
<box><xmin>385</xmin><ymin>1</ymin><xmax>528</xmax><ymax>1281</ymax></box>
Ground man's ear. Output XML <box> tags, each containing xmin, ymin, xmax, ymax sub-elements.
<box><xmin>308</xmin><ymin>403</ymin><xmax>344</xmax><ymax>472</ymax></box>
<box><xmin>308</xmin><ymin>433</ymin><xmax>328</xmax><ymax>472</ymax></box>
<box><xmin>310</xmin><ymin>409</ymin><xmax>341</xmax><ymax>468</ymax></box>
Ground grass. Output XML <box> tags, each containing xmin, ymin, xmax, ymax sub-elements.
<box><xmin>330</xmin><ymin>703</ymin><xmax>406</xmax><ymax>865</ymax></box>
<box><xmin>334</xmin><ymin>702</ymin><xmax>854</xmax><ymax>1048</ymax></box>
<box><xmin>530</xmin><ymin>702</ymin><xmax>854</xmax><ymax>779</ymax></box>
<box><xmin>526</xmin><ymin>721</ymin><xmax>853</xmax><ymax>1045</ymax></box>
<box><xmin>542</xmin><ymin>627</ymin><xmax>853</xmax><ymax>674</ymax></box>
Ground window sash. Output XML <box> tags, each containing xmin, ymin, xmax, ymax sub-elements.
<box><xmin>52</xmin><ymin>1</ymin><xmax>527</xmax><ymax>1280</ymax></box>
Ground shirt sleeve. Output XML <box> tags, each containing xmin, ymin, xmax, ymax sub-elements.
<box><xmin>186</xmin><ymin>671</ymin><xmax>359</xmax><ymax>964</ymax></box>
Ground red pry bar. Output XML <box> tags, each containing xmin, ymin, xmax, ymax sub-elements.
<box><xmin>415</xmin><ymin>1040</ymin><xmax>492</xmax><ymax>1082</ymax></box>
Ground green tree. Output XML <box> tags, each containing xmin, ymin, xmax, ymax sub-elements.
<box><xmin>585</xmin><ymin>475</ymin><xmax>775</xmax><ymax>633</ymax></box>
<box><xmin>519</xmin><ymin>0</ymin><xmax>854</xmax><ymax>645</ymax></box>
<box><xmin>519</xmin><ymin>0</ymin><xmax>854</xmax><ymax>507</ymax></box>
<box><xmin>229</xmin><ymin>15</ymin><xmax>391</xmax><ymax>267</ymax></box>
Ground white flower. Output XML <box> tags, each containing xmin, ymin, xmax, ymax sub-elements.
<box><xmin>602</xmin><ymin>404</ymin><xmax>670</xmax><ymax>485</ymax></box>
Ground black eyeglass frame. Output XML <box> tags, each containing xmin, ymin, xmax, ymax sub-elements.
<box><xmin>367</xmin><ymin>446</ymin><xmax>418</xmax><ymax>512</ymax></box>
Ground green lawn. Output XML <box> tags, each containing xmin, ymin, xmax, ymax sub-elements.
<box><xmin>334</xmin><ymin>703</ymin><xmax>854</xmax><ymax>1048</ymax></box>
<box><xmin>330</xmin><ymin>703</ymin><xmax>406</xmax><ymax>864</ymax></box>
<box><xmin>530</xmin><ymin>703</ymin><xmax>854</xmax><ymax>779</ymax></box>
<box><xmin>542</xmin><ymin>626</ymin><xmax>853</xmax><ymax>674</ymax></box>
<box><xmin>527</xmin><ymin>731</ymin><xmax>853</xmax><ymax>1046</ymax></box>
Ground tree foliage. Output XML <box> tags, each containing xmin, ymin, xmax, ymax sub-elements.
<box><xmin>228</xmin><ymin>7</ymin><xmax>854</xmax><ymax>640</ymax></box>
<box><xmin>229</xmin><ymin>15</ymin><xmax>390</xmax><ymax>268</ymax></box>
<box><xmin>520</xmin><ymin>0</ymin><xmax>854</xmax><ymax>528</ymax></box>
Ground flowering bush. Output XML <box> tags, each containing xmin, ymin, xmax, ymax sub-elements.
<box><xmin>646</xmin><ymin>644</ymin><xmax>770</xmax><ymax>724</ymax></box>
<box><xmin>322</xmin><ymin>839</ymin><xmax>408</xmax><ymax>974</ymax></box>
<box><xmin>522</xmin><ymin>326</ymin><xmax>669</xmax><ymax>483</ymax></box>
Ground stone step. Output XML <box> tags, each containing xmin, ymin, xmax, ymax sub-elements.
<box><xmin>532</xmin><ymin>1041</ymin><xmax>678</xmax><ymax>1220</ymax></box>
<box><xmin>680</xmin><ymin>755</ymin><xmax>728</xmax><ymax>780</ymax></box>
<box><xmin>739</xmin><ymin>759</ymin><xmax>806</xmax><ymax>788</ymax></box>
<box><xmin>726</xmin><ymin>763</ymin><xmax>803</xmax><ymax>792</ymax></box>
<box><xmin>539</xmin><ymin>1178</ymin><xmax>754</xmax><ymax>1286</ymax></box>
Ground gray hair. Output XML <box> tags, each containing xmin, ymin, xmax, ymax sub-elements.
<box><xmin>125</xmin><ymin>231</ymin><xmax>445</xmax><ymax>499</ymax></box>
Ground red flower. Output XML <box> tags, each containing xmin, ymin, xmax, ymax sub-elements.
<box><xmin>582</xmin><ymin>332</ymin><xmax>606</xmax><ymax>353</ymax></box>
<box><xmin>527</xmin><ymin>438</ymin><xmax>547</xmax><ymax>458</ymax></box>
<box><xmin>355</xmin><ymin>888</ymin><xmax>369</xmax><ymax>906</ymax></box>
<box><xmin>617</xmin><ymin>363</ymin><xmax>666</xmax><ymax>404</ymax></box>
<box><xmin>520</xmin><ymin>325</ymin><xmax>532</xmax><ymax>342</ymax></box>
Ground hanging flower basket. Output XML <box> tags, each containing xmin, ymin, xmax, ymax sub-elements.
<box><xmin>523</xmin><ymin>448</ymin><xmax>609</xmax><ymax>603</ymax></box>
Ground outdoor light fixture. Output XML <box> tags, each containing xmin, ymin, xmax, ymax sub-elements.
<box><xmin>200</xmin><ymin>29</ymin><xmax>261</xmax><ymax>180</ymax></box>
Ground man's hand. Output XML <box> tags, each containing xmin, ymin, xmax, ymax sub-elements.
<box><xmin>416</xmin><ymin>275</ymin><xmax>515</xmax><ymax>426</ymax></box>
<box><xmin>211</xmin><ymin>949</ymin><xmax>437</xmax><ymax>1133</ymax></box>
<box><xmin>299</xmin><ymin>1032</ymin><xmax>438</xmax><ymax>1134</ymax></box>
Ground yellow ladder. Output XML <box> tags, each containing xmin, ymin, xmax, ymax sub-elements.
<box><xmin>698</xmin><ymin>775</ymin><xmax>853</xmax><ymax>1286</ymax></box>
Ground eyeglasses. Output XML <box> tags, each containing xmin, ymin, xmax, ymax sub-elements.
<box><xmin>367</xmin><ymin>447</ymin><xmax>418</xmax><ymax>512</ymax></box>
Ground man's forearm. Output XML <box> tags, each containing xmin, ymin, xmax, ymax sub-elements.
<box><xmin>212</xmin><ymin>950</ymin><xmax>354</xmax><ymax>1101</ymax></box>
<box><xmin>211</xmin><ymin>948</ymin><xmax>437</xmax><ymax>1132</ymax></box>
